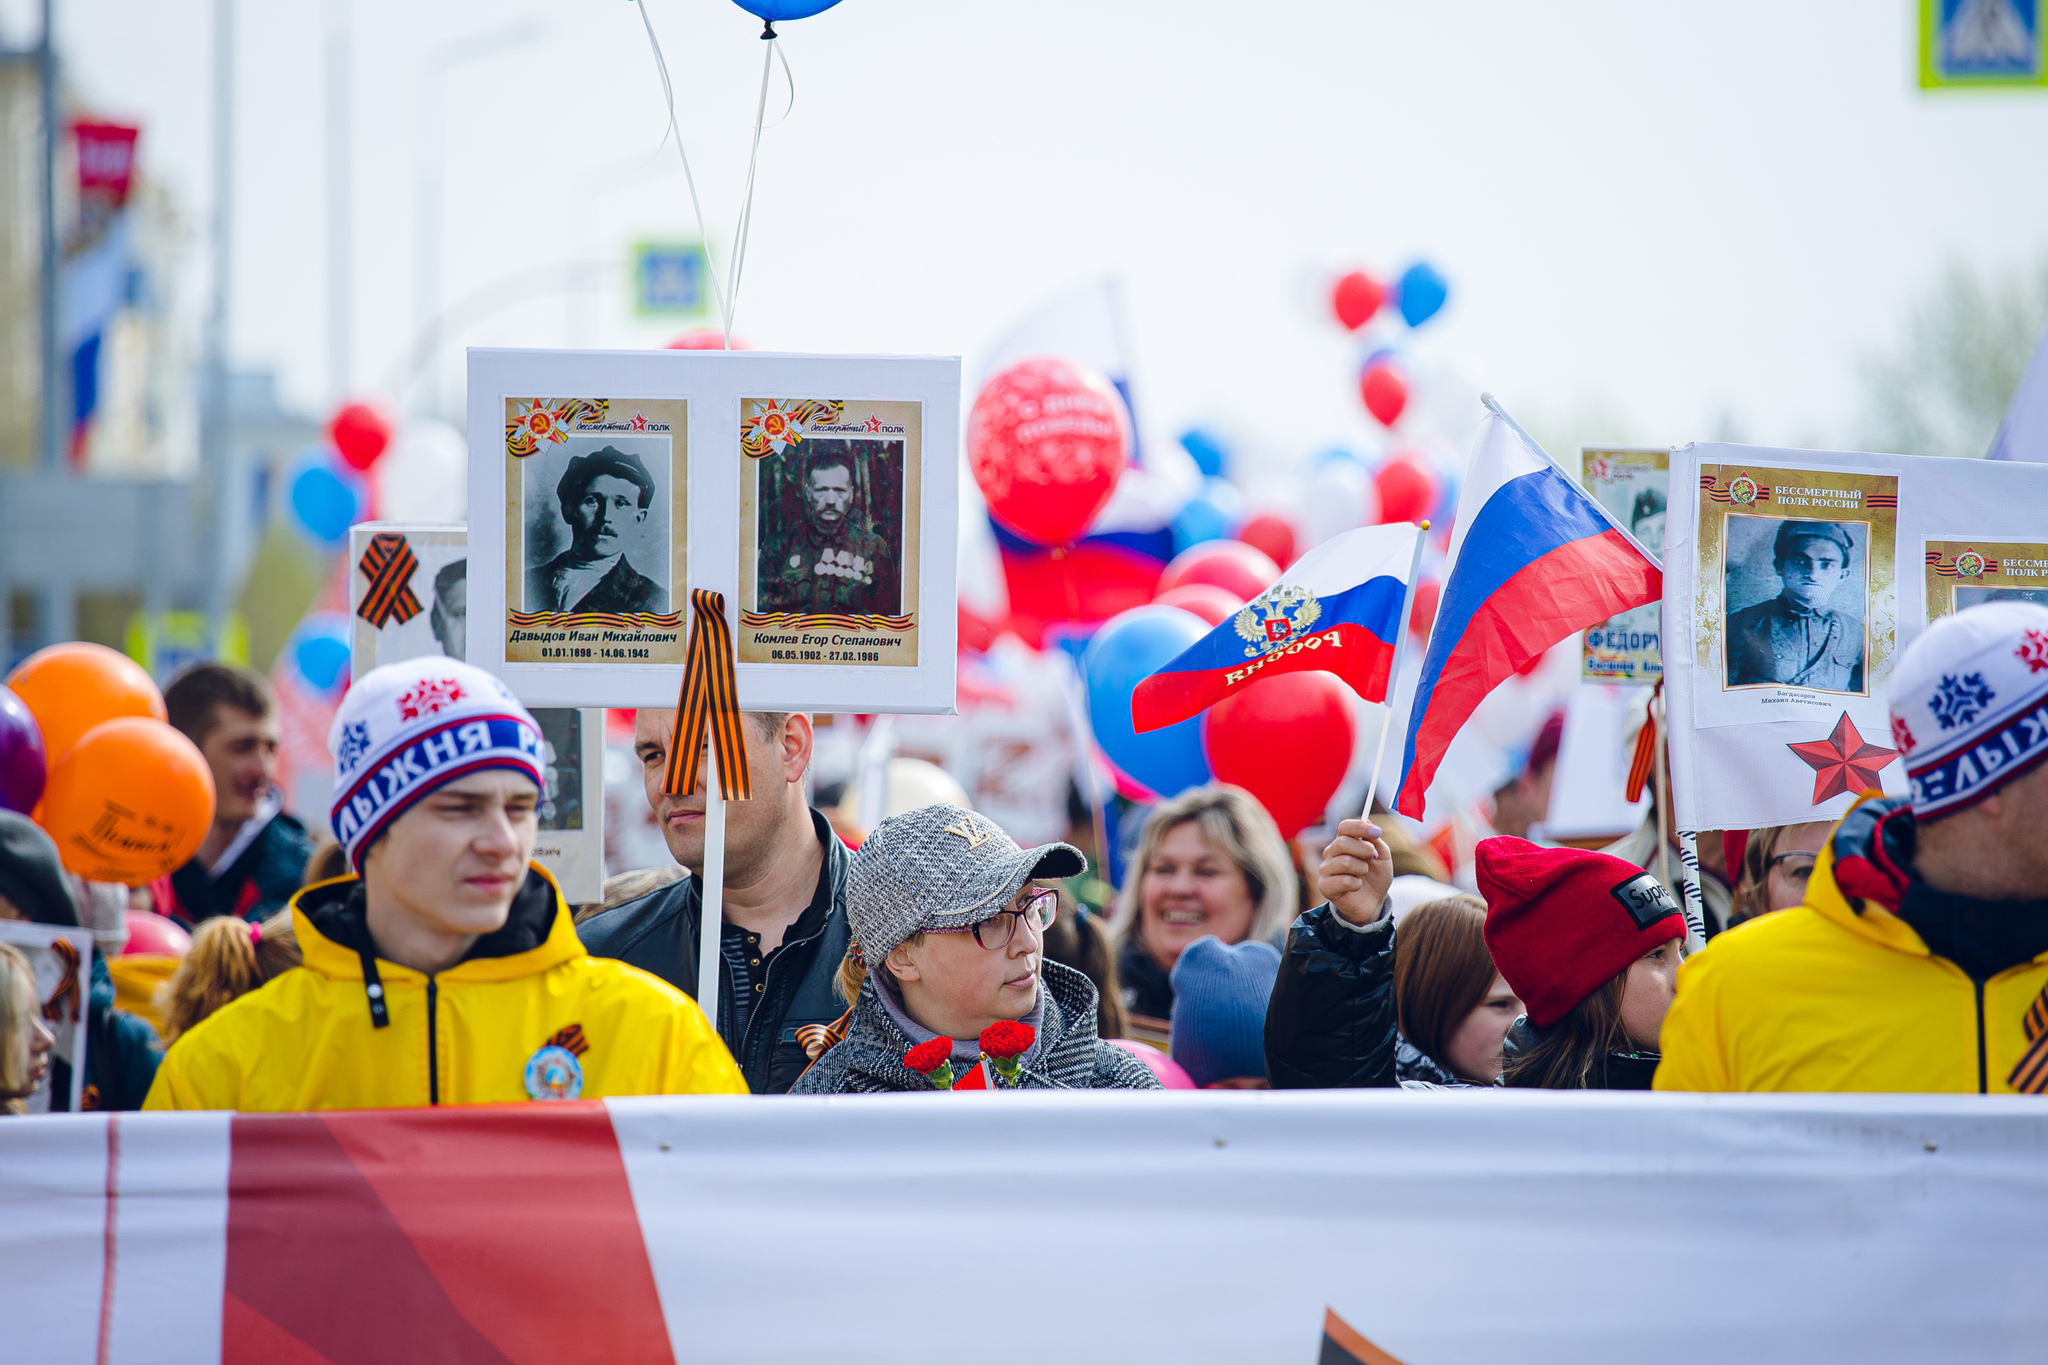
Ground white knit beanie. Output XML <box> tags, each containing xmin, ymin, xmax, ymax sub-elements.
<box><xmin>1890</xmin><ymin>601</ymin><xmax>2048</xmax><ymax>821</ymax></box>
<box><xmin>326</xmin><ymin>658</ymin><xmax>545</xmax><ymax>871</ymax></box>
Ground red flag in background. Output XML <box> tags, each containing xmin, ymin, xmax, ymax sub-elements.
<box><xmin>73</xmin><ymin>121</ymin><xmax>140</xmax><ymax>204</ymax></box>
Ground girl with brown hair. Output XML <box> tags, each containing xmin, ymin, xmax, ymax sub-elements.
<box><xmin>1391</xmin><ymin>896</ymin><xmax>1522</xmax><ymax>1087</ymax></box>
<box><xmin>156</xmin><ymin>910</ymin><xmax>301</xmax><ymax>1046</ymax></box>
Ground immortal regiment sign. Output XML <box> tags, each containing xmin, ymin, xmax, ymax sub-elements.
<box><xmin>1661</xmin><ymin>442</ymin><xmax>2048</xmax><ymax>831</ymax></box>
<box><xmin>6</xmin><ymin>1092</ymin><xmax>2045</xmax><ymax>1363</ymax></box>
<box><xmin>347</xmin><ymin>523</ymin><xmax>605</xmax><ymax>900</ymax></box>
<box><xmin>467</xmin><ymin>349</ymin><xmax>959</xmax><ymax>712</ymax></box>
<box><xmin>1578</xmin><ymin>446</ymin><xmax>1668</xmax><ymax>682</ymax></box>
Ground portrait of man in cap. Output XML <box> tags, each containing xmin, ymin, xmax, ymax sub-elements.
<box><xmin>757</xmin><ymin>440</ymin><xmax>901</xmax><ymax>617</ymax></box>
<box><xmin>429</xmin><ymin>558</ymin><xmax>466</xmax><ymax>661</ymax></box>
<box><xmin>523</xmin><ymin>444</ymin><xmax>668</xmax><ymax>615</ymax></box>
<box><xmin>1724</xmin><ymin>518</ymin><xmax>1865</xmax><ymax>691</ymax></box>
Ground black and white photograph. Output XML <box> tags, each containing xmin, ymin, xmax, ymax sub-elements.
<box><xmin>534</xmin><ymin>707</ymin><xmax>584</xmax><ymax>832</ymax></box>
<box><xmin>1722</xmin><ymin>515</ymin><xmax>1868</xmax><ymax>693</ymax></box>
<box><xmin>754</xmin><ymin>438</ymin><xmax>905</xmax><ymax>619</ymax></box>
<box><xmin>521</xmin><ymin>436</ymin><xmax>672</xmax><ymax>617</ymax></box>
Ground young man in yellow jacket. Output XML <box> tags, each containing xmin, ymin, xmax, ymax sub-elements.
<box><xmin>145</xmin><ymin>658</ymin><xmax>746</xmax><ymax>1110</ymax></box>
<box><xmin>1658</xmin><ymin>602</ymin><xmax>2048</xmax><ymax>1094</ymax></box>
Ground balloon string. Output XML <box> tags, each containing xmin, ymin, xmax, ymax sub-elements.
<box><xmin>723</xmin><ymin>26</ymin><xmax>778</xmax><ymax>349</ymax></box>
<box><xmin>633</xmin><ymin>0</ymin><xmax>733</xmax><ymax>342</ymax></box>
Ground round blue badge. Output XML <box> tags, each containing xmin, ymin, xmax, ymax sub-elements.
<box><xmin>523</xmin><ymin>1044</ymin><xmax>584</xmax><ymax>1101</ymax></box>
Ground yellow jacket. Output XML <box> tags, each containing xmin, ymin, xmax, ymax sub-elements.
<box><xmin>1656</xmin><ymin>796</ymin><xmax>2048</xmax><ymax>1094</ymax></box>
<box><xmin>144</xmin><ymin>866</ymin><xmax>746</xmax><ymax>1111</ymax></box>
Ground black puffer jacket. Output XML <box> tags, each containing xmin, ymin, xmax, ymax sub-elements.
<box><xmin>1265</xmin><ymin>903</ymin><xmax>1662</xmax><ymax>1092</ymax></box>
<box><xmin>790</xmin><ymin>961</ymin><xmax>1158</xmax><ymax>1094</ymax></box>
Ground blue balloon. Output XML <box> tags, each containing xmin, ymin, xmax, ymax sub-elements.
<box><xmin>1396</xmin><ymin>262</ymin><xmax>1450</xmax><ymax>328</ymax></box>
<box><xmin>1085</xmin><ymin>606</ymin><xmax>1213</xmax><ymax>799</ymax></box>
<box><xmin>730</xmin><ymin>0</ymin><xmax>841</xmax><ymax>20</ymax></box>
<box><xmin>1312</xmin><ymin>446</ymin><xmax>1363</xmax><ymax>469</ymax></box>
<box><xmin>287</xmin><ymin>447</ymin><xmax>364</xmax><ymax>547</ymax></box>
<box><xmin>1170</xmin><ymin>477</ymin><xmax>1244</xmax><ymax>554</ymax></box>
<box><xmin>1178</xmin><ymin>428</ymin><xmax>1229</xmax><ymax>478</ymax></box>
<box><xmin>288</xmin><ymin>612</ymin><xmax>352</xmax><ymax>698</ymax></box>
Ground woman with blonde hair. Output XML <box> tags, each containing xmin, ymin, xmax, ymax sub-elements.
<box><xmin>0</xmin><ymin>943</ymin><xmax>57</xmax><ymax>1115</ymax></box>
<box><xmin>1111</xmin><ymin>785</ymin><xmax>1298</xmax><ymax>1031</ymax></box>
<box><xmin>1727</xmin><ymin>822</ymin><xmax>1833</xmax><ymax>928</ymax></box>
<box><xmin>157</xmin><ymin>910</ymin><xmax>301</xmax><ymax>1046</ymax></box>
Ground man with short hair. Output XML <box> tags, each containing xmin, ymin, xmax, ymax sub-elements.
<box><xmin>524</xmin><ymin>446</ymin><xmax>666</xmax><ymax>614</ymax></box>
<box><xmin>578</xmin><ymin>709</ymin><xmax>853</xmax><ymax>1093</ymax></box>
<box><xmin>1726</xmin><ymin>521</ymin><xmax>1863</xmax><ymax>690</ymax></box>
<box><xmin>430</xmin><ymin>557</ymin><xmax>467</xmax><ymax>660</ymax></box>
<box><xmin>1658</xmin><ymin>602</ymin><xmax>2048</xmax><ymax>1093</ymax></box>
<box><xmin>163</xmin><ymin>664</ymin><xmax>318</xmax><ymax>925</ymax></box>
<box><xmin>145</xmin><ymin>657</ymin><xmax>744</xmax><ymax>1110</ymax></box>
<box><xmin>758</xmin><ymin>445</ymin><xmax>898</xmax><ymax>617</ymax></box>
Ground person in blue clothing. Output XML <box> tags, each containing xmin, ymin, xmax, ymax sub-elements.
<box><xmin>0</xmin><ymin>812</ymin><xmax>161</xmax><ymax>1110</ymax></box>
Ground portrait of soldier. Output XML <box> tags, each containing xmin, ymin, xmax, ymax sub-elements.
<box><xmin>758</xmin><ymin>442</ymin><xmax>901</xmax><ymax>616</ymax></box>
<box><xmin>429</xmin><ymin>558</ymin><xmax>466</xmax><ymax>661</ymax></box>
<box><xmin>524</xmin><ymin>445</ymin><xmax>667</xmax><ymax>615</ymax></box>
<box><xmin>1725</xmin><ymin>520</ymin><xmax>1864</xmax><ymax>691</ymax></box>
<box><xmin>1630</xmin><ymin>486</ymin><xmax>1666</xmax><ymax>551</ymax></box>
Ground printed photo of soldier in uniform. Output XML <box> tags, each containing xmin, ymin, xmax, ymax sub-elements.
<box><xmin>756</xmin><ymin>438</ymin><xmax>903</xmax><ymax>617</ymax></box>
<box><xmin>1723</xmin><ymin>517</ymin><xmax>1866</xmax><ymax>692</ymax></box>
<box><xmin>522</xmin><ymin>439</ymin><xmax>671</xmax><ymax>615</ymax></box>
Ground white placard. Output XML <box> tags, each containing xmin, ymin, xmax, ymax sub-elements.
<box><xmin>466</xmin><ymin>349</ymin><xmax>960</xmax><ymax>714</ymax></box>
<box><xmin>0</xmin><ymin>921</ymin><xmax>93</xmax><ymax>1112</ymax></box>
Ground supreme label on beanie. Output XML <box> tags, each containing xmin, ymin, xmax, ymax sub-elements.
<box><xmin>1611</xmin><ymin>873</ymin><xmax>1680</xmax><ymax>931</ymax></box>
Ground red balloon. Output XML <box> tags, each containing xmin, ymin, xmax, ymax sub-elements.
<box><xmin>968</xmin><ymin>358</ymin><xmax>1129</xmax><ymax>546</ymax></box>
<box><xmin>1359</xmin><ymin>362</ymin><xmax>1408</xmax><ymax>427</ymax></box>
<box><xmin>328</xmin><ymin>402</ymin><xmax>393</xmax><ymax>471</ymax></box>
<box><xmin>1331</xmin><ymin>271</ymin><xmax>1385</xmax><ymax>331</ymax></box>
<box><xmin>1152</xmin><ymin>583</ymin><xmax>1244</xmax><ymax>626</ymax></box>
<box><xmin>123</xmin><ymin>909</ymin><xmax>191</xmax><ymax>956</ymax></box>
<box><xmin>666</xmin><ymin>328</ymin><xmax>752</xmax><ymax>350</ymax></box>
<box><xmin>1155</xmin><ymin>541</ymin><xmax>1280</xmax><ymax>603</ymax></box>
<box><xmin>1375</xmin><ymin>457</ymin><xmax>1436</xmax><ymax>525</ymax></box>
<box><xmin>1203</xmin><ymin>671</ymin><xmax>1357</xmax><ymax>839</ymax></box>
<box><xmin>1409</xmin><ymin>579</ymin><xmax>1441</xmax><ymax>639</ymax></box>
<box><xmin>1000</xmin><ymin>541</ymin><xmax>1162</xmax><ymax>648</ymax></box>
<box><xmin>1236</xmin><ymin>512</ymin><xmax>1298</xmax><ymax>570</ymax></box>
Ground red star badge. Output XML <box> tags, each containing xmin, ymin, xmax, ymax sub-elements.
<box><xmin>631</xmin><ymin>412</ymin><xmax>648</xmax><ymax>431</ymax></box>
<box><xmin>1786</xmin><ymin>711</ymin><xmax>1897</xmax><ymax>804</ymax></box>
<box><xmin>864</xmin><ymin>415</ymin><xmax>883</xmax><ymax>433</ymax></box>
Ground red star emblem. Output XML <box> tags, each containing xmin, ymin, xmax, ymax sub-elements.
<box><xmin>864</xmin><ymin>415</ymin><xmax>883</xmax><ymax>433</ymax></box>
<box><xmin>631</xmin><ymin>412</ymin><xmax>648</xmax><ymax>431</ymax></box>
<box><xmin>2017</xmin><ymin>629</ymin><xmax>2048</xmax><ymax>674</ymax></box>
<box><xmin>397</xmin><ymin>678</ymin><xmax>466</xmax><ymax>722</ymax></box>
<box><xmin>1787</xmin><ymin>711</ymin><xmax>1897</xmax><ymax>804</ymax></box>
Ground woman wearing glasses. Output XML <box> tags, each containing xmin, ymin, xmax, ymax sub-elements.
<box><xmin>792</xmin><ymin>804</ymin><xmax>1160</xmax><ymax>1094</ymax></box>
<box><xmin>1728</xmin><ymin>823</ymin><xmax>1834</xmax><ymax>928</ymax></box>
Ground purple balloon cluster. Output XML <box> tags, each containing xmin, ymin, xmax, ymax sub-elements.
<box><xmin>0</xmin><ymin>683</ymin><xmax>46</xmax><ymax>814</ymax></box>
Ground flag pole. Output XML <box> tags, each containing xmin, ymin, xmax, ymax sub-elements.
<box><xmin>1358</xmin><ymin>520</ymin><xmax>1431</xmax><ymax>822</ymax></box>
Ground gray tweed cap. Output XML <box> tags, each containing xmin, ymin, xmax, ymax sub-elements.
<box><xmin>848</xmin><ymin>803</ymin><xmax>1086</xmax><ymax>968</ymax></box>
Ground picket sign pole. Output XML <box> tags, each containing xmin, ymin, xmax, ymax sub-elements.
<box><xmin>696</xmin><ymin>745</ymin><xmax>725</xmax><ymax>1034</ymax></box>
<box><xmin>1357</xmin><ymin>520</ymin><xmax>1431</xmax><ymax>823</ymax></box>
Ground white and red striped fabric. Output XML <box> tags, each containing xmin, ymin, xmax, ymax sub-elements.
<box><xmin>4</xmin><ymin>1092</ymin><xmax>2045</xmax><ymax>1363</ymax></box>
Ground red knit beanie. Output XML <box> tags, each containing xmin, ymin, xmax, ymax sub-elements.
<box><xmin>1476</xmin><ymin>837</ymin><xmax>1685</xmax><ymax>1029</ymax></box>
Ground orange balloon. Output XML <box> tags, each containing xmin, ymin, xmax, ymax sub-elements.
<box><xmin>40</xmin><ymin>717</ymin><xmax>215</xmax><ymax>883</ymax></box>
<box><xmin>5</xmin><ymin>642</ymin><xmax>167</xmax><ymax>768</ymax></box>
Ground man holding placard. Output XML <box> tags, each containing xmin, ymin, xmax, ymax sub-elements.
<box><xmin>580</xmin><ymin>708</ymin><xmax>854</xmax><ymax>1094</ymax></box>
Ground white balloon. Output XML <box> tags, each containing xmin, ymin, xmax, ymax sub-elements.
<box><xmin>1296</xmin><ymin>458</ymin><xmax>1378</xmax><ymax>552</ymax></box>
<box><xmin>376</xmin><ymin>419</ymin><xmax>468</xmax><ymax>523</ymax></box>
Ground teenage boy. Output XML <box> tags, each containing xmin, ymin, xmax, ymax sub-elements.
<box><xmin>163</xmin><ymin>664</ymin><xmax>317</xmax><ymax>925</ymax></box>
<box><xmin>578</xmin><ymin>709</ymin><xmax>852</xmax><ymax>1094</ymax></box>
<box><xmin>145</xmin><ymin>658</ymin><xmax>744</xmax><ymax>1111</ymax></box>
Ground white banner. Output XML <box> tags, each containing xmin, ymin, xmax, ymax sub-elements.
<box><xmin>3</xmin><ymin>1092</ymin><xmax>2044</xmax><ymax>1363</ymax></box>
<box><xmin>1664</xmin><ymin>441</ymin><xmax>2048</xmax><ymax>830</ymax></box>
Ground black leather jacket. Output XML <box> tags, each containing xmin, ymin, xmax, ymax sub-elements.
<box><xmin>1264</xmin><ymin>902</ymin><xmax>1662</xmax><ymax>1092</ymax></box>
<box><xmin>577</xmin><ymin>810</ymin><xmax>851</xmax><ymax>1094</ymax></box>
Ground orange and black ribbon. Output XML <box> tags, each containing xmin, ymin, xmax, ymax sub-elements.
<box><xmin>2008</xmin><ymin>982</ymin><xmax>2048</xmax><ymax>1094</ymax></box>
<box><xmin>664</xmin><ymin>589</ymin><xmax>752</xmax><ymax>802</ymax></box>
<box><xmin>42</xmin><ymin>937</ymin><xmax>81</xmax><ymax>1025</ymax></box>
<box><xmin>1625</xmin><ymin>677</ymin><xmax>1662</xmax><ymax>804</ymax></box>
<box><xmin>356</xmin><ymin>532</ymin><xmax>423</xmax><ymax>629</ymax></box>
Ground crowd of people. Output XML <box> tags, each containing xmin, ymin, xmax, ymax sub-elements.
<box><xmin>5</xmin><ymin>600</ymin><xmax>2047</xmax><ymax>1118</ymax></box>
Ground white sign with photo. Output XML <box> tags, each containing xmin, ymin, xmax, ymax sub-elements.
<box><xmin>0</xmin><ymin>920</ymin><xmax>93</xmax><ymax>1113</ymax></box>
<box><xmin>466</xmin><ymin>349</ymin><xmax>960</xmax><ymax>713</ymax></box>
<box><xmin>349</xmin><ymin>522</ymin><xmax>607</xmax><ymax>902</ymax></box>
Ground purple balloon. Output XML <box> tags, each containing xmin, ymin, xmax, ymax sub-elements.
<box><xmin>0</xmin><ymin>683</ymin><xmax>45</xmax><ymax>814</ymax></box>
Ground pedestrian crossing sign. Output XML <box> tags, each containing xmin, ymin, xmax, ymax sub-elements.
<box><xmin>1922</xmin><ymin>0</ymin><xmax>2048</xmax><ymax>88</ymax></box>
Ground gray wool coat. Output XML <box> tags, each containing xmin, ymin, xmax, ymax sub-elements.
<box><xmin>790</xmin><ymin>960</ymin><xmax>1160</xmax><ymax>1094</ymax></box>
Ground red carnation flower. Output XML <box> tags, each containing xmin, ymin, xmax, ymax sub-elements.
<box><xmin>902</xmin><ymin>1037</ymin><xmax>957</xmax><ymax>1090</ymax></box>
<box><xmin>979</xmin><ymin>1020</ymin><xmax>1035</xmax><ymax>1059</ymax></box>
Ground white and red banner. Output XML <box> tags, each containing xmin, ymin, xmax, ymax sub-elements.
<box><xmin>3</xmin><ymin>1091</ymin><xmax>2043</xmax><ymax>1363</ymax></box>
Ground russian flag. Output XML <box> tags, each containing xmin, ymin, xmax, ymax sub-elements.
<box><xmin>1395</xmin><ymin>404</ymin><xmax>1660</xmax><ymax>817</ymax></box>
<box><xmin>1131</xmin><ymin>524</ymin><xmax>1418</xmax><ymax>733</ymax></box>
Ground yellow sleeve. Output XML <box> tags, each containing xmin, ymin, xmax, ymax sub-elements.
<box><xmin>1653</xmin><ymin>953</ymin><xmax>1732</xmax><ymax>1092</ymax></box>
<box><xmin>140</xmin><ymin>1028</ymin><xmax>240</xmax><ymax>1111</ymax></box>
<box><xmin>664</xmin><ymin>995</ymin><xmax>749</xmax><ymax>1096</ymax></box>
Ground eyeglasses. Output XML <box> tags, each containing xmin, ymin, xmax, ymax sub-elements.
<box><xmin>1766</xmin><ymin>851</ymin><xmax>1817</xmax><ymax>887</ymax></box>
<box><xmin>933</xmin><ymin>887</ymin><xmax>1058</xmax><ymax>951</ymax></box>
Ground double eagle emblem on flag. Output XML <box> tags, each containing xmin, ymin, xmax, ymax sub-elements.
<box><xmin>1234</xmin><ymin>584</ymin><xmax>1322</xmax><ymax>658</ymax></box>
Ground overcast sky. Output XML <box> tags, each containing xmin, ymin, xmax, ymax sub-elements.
<box><xmin>29</xmin><ymin>0</ymin><xmax>2048</xmax><ymax>465</ymax></box>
